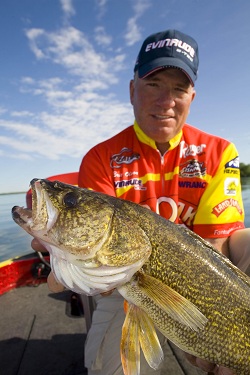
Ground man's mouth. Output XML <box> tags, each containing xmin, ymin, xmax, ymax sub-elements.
<box><xmin>153</xmin><ymin>114</ymin><xmax>173</xmax><ymax>120</ymax></box>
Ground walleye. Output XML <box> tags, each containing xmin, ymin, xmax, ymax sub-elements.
<box><xmin>12</xmin><ymin>178</ymin><xmax>250</xmax><ymax>375</ymax></box>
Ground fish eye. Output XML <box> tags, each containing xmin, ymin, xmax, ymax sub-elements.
<box><xmin>63</xmin><ymin>192</ymin><xmax>78</xmax><ymax>208</ymax></box>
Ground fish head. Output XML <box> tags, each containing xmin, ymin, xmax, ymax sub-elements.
<box><xmin>12</xmin><ymin>179</ymin><xmax>152</xmax><ymax>295</ymax></box>
<box><xmin>12</xmin><ymin>178</ymin><xmax>115</xmax><ymax>260</ymax></box>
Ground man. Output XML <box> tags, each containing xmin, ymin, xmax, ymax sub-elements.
<box><xmin>33</xmin><ymin>29</ymin><xmax>249</xmax><ymax>374</ymax></box>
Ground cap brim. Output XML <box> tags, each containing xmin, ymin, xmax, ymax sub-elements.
<box><xmin>137</xmin><ymin>57</ymin><xmax>196</xmax><ymax>86</ymax></box>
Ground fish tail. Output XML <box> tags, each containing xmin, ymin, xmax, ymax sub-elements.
<box><xmin>121</xmin><ymin>302</ymin><xmax>163</xmax><ymax>375</ymax></box>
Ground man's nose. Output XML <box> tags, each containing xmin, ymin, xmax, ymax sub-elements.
<box><xmin>156</xmin><ymin>90</ymin><xmax>175</xmax><ymax>107</ymax></box>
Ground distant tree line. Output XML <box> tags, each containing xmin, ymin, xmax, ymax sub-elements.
<box><xmin>240</xmin><ymin>163</ymin><xmax>250</xmax><ymax>177</ymax></box>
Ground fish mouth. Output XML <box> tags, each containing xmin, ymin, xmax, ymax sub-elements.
<box><xmin>12</xmin><ymin>179</ymin><xmax>59</xmax><ymax>239</ymax></box>
<box><xmin>12</xmin><ymin>206</ymin><xmax>32</xmax><ymax>227</ymax></box>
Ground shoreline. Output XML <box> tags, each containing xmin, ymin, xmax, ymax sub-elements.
<box><xmin>0</xmin><ymin>191</ymin><xmax>26</xmax><ymax>196</ymax></box>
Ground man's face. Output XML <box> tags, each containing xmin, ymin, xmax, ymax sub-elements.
<box><xmin>130</xmin><ymin>68</ymin><xmax>196</xmax><ymax>146</ymax></box>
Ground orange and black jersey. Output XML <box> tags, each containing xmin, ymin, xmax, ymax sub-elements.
<box><xmin>79</xmin><ymin>121</ymin><xmax>245</xmax><ymax>238</ymax></box>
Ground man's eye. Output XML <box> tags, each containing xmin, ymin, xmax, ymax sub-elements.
<box><xmin>147</xmin><ymin>82</ymin><xmax>158</xmax><ymax>87</ymax></box>
<box><xmin>63</xmin><ymin>192</ymin><xmax>78</xmax><ymax>208</ymax></box>
<box><xmin>175</xmin><ymin>87</ymin><xmax>185</xmax><ymax>92</ymax></box>
<box><xmin>176</xmin><ymin>86</ymin><xmax>189</xmax><ymax>93</ymax></box>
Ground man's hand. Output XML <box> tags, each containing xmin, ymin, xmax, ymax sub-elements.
<box><xmin>31</xmin><ymin>238</ymin><xmax>47</xmax><ymax>253</ymax></box>
<box><xmin>185</xmin><ymin>353</ymin><xmax>236</xmax><ymax>374</ymax></box>
<box><xmin>31</xmin><ymin>238</ymin><xmax>65</xmax><ymax>292</ymax></box>
<box><xmin>47</xmin><ymin>272</ymin><xmax>65</xmax><ymax>292</ymax></box>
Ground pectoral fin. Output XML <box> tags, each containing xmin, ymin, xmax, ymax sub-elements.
<box><xmin>121</xmin><ymin>303</ymin><xmax>140</xmax><ymax>375</ymax></box>
<box><xmin>138</xmin><ymin>272</ymin><xmax>208</xmax><ymax>331</ymax></box>
<box><xmin>121</xmin><ymin>303</ymin><xmax>163</xmax><ymax>375</ymax></box>
<box><xmin>137</xmin><ymin>306</ymin><xmax>164</xmax><ymax>369</ymax></box>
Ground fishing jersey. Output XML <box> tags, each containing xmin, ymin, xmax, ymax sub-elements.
<box><xmin>79</xmin><ymin>121</ymin><xmax>245</xmax><ymax>238</ymax></box>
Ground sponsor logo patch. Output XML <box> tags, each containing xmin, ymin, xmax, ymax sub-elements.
<box><xmin>145</xmin><ymin>38</ymin><xmax>195</xmax><ymax>62</ymax></box>
<box><xmin>212</xmin><ymin>198</ymin><xmax>243</xmax><ymax>217</ymax></box>
<box><xmin>225</xmin><ymin>156</ymin><xmax>239</xmax><ymax>169</ymax></box>
<box><xmin>224</xmin><ymin>178</ymin><xmax>238</xmax><ymax>196</ymax></box>
<box><xmin>178</xmin><ymin>181</ymin><xmax>206</xmax><ymax>188</ymax></box>
<box><xmin>179</xmin><ymin>159</ymin><xmax>206</xmax><ymax>178</ymax></box>
<box><xmin>114</xmin><ymin>178</ymin><xmax>146</xmax><ymax>191</ymax></box>
<box><xmin>179</xmin><ymin>141</ymin><xmax>206</xmax><ymax>158</ymax></box>
<box><xmin>110</xmin><ymin>148</ymin><xmax>140</xmax><ymax>169</ymax></box>
<box><xmin>224</xmin><ymin>156</ymin><xmax>240</xmax><ymax>175</ymax></box>
<box><xmin>214</xmin><ymin>225</ymin><xmax>243</xmax><ymax>236</ymax></box>
<box><xmin>113</xmin><ymin>171</ymin><xmax>139</xmax><ymax>178</ymax></box>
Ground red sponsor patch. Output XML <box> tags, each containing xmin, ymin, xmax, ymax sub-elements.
<box><xmin>212</xmin><ymin>198</ymin><xmax>243</xmax><ymax>217</ymax></box>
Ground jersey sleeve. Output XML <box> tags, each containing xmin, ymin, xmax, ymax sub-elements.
<box><xmin>78</xmin><ymin>145</ymin><xmax>116</xmax><ymax>196</ymax></box>
<box><xmin>193</xmin><ymin>142</ymin><xmax>245</xmax><ymax>238</ymax></box>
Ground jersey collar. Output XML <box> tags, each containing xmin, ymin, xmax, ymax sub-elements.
<box><xmin>133</xmin><ymin>120</ymin><xmax>183</xmax><ymax>151</ymax></box>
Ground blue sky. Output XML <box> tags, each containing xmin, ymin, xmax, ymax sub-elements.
<box><xmin>0</xmin><ymin>0</ymin><xmax>250</xmax><ymax>193</ymax></box>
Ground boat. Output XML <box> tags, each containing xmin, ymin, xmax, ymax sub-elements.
<box><xmin>0</xmin><ymin>172</ymin><xmax>205</xmax><ymax>375</ymax></box>
<box><xmin>0</xmin><ymin>172</ymin><xmax>89</xmax><ymax>375</ymax></box>
<box><xmin>0</xmin><ymin>251</ymin><xmax>50</xmax><ymax>295</ymax></box>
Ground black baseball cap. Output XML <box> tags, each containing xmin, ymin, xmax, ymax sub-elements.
<box><xmin>134</xmin><ymin>29</ymin><xmax>199</xmax><ymax>86</ymax></box>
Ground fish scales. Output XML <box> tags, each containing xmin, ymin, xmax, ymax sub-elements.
<box><xmin>12</xmin><ymin>179</ymin><xmax>250</xmax><ymax>374</ymax></box>
<box><xmin>119</xmin><ymin>208</ymin><xmax>250</xmax><ymax>373</ymax></box>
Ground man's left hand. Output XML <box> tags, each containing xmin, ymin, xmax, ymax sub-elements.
<box><xmin>185</xmin><ymin>353</ymin><xmax>236</xmax><ymax>374</ymax></box>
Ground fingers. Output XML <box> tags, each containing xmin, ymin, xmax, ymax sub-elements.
<box><xmin>229</xmin><ymin>228</ymin><xmax>250</xmax><ymax>273</ymax></box>
<box><xmin>185</xmin><ymin>353</ymin><xmax>236</xmax><ymax>375</ymax></box>
<box><xmin>47</xmin><ymin>272</ymin><xmax>65</xmax><ymax>292</ymax></box>
<box><xmin>31</xmin><ymin>239</ymin><xmax>66</xmax><ymax>293</ymax></box>
<box><xmin>216</xmin><ymin>367</ymin><xmax>237</xmax><ymax>375</ymax></box>
<box><xmin>185</xmin><ymin>353</ymin><xmax>197</xmax><ymax>366</ymax></box>
<box><xmin>196</xmin><ymin>357</ymin><xmax>218</xmax><ymax>372</ymax></box>
<box><xmin>100</xmin><ymin>289</ymin><xmax>115</xmax><ymax>296</ymax></box>
<box><xmin>185</xmin><ymin>353</ymin><xmax>217</xmax><ymax>372</ymax></box>
<box><xmin>31</xmin><ymin>238</ymin><xmax>47</xmax><ymax>252</ymax></box>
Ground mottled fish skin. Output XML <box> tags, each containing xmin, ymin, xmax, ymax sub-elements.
<box><xmin>12</xmin><ymin>179</ymin><xmax>250</xmax><ymax>374</ymax></box>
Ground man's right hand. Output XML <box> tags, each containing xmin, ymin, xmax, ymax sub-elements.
<box><xmin>31</xmin><ymin>238</ymin><xmax>47</xmax><ymax>253</ymax></box>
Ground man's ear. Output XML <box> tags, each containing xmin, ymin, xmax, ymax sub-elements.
<box><xmin>129</xmin><ymin>79</ymin><xmax>135</xmax><ymax>105</ymax></box>
<box><xmin>191</xmin><ymin>88</ymin><xmax>196</xmax><ymax>102</ymax></box>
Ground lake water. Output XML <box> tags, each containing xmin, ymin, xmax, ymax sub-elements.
<box><xmin>1</xmin><ymin>178</ymin><xmax>250</xmax><ymax>262</ymax></box>
<box><xmin>242</xmin><ymin>177</ymin><xmax>250</xmax><ymax>226</ymax></box>
<box><xmin>0</xmin><ymin>193</ymin><xmax>32</xmax><ymax>262</ymax></box>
